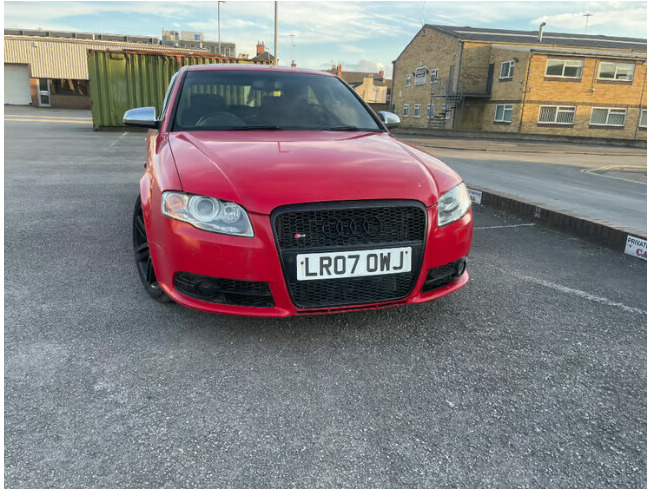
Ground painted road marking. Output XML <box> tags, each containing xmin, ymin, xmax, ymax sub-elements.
<box><xmin>5</xmin><ymin>113</ymin><xmax>91</xmax><ymax>120</ymax></box>
<box><xmin>475</xmin><ymin>223</ymin><xmax>535</xmax><ymax>230</ymax></box>
<box><xmin>581</xmin><ymin>165</ymin><xmax>646</xmax><ymax>185</ymax></box>
<box><xmin>104</xmin><ymin>132</ymin><xmax>129</xmax><ymax>150</ymax></box>
<box><xmin>4</xmin><ymin>117</ymin><xmax>92</xmax><ymax>124</ymax></box>
<box><xmin>513</xmin><ymin>271</ymin><xmax>646</xmax><ymax>316</ymax></box>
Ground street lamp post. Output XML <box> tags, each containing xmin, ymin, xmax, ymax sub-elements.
<box><xmin>274</xmin><ymin>1</ymin><xmax>278</xmax><ymax>65</ymax></box>
<box><xmin>218</xmin><ymin>1</ymin><xmax>226</xmax><ymax>56</ymax></box>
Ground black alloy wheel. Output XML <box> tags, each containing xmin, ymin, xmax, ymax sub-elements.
<box><xmin>133</xmin><ymin>196</ymin><xmax>171</xmax><ymax>303</ymax></box>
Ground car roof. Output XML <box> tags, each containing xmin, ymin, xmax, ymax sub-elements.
<box><xmin>182</xmin><ymin>64</ymin><xmax>334</xmax><ymax>77</ymax></box>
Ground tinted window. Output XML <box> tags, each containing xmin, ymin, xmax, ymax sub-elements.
<box><xmin>161</xmin><ymin>72</ymin><xmax>179</xmax><ymax>118</ymax></box>
<box><xmin>172</xmin><ymin>70</ymin><xmax>382</xmax><ymax>132</ymax></box>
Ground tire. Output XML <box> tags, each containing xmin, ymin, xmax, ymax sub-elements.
<box><xmin>132</xmin><ymin>196</ymin><xmax>171</xmax><ymax>303</ymax></box>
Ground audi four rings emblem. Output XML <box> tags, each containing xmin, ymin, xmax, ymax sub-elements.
<box><xmin>320</xmin><ymin>217</ymin><xmax>382</xmax><ymax>238</ymax></box>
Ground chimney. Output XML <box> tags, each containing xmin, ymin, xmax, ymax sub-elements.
<box><xmin>337</xmin><ymin>63</ymin><xmax>342</xmax><ymax>78</ymax></box>
<box><xmin>291</xmin><ymin>61</ymin><xmax>296</xmax><ymax>68</ymax></box>
<box><xmin>379</xmin><ymin>70</ymin><xmax>385</xmax><ymax>80</ymax></box>
<box><xmin>539</xmin><ymin>22</ymin><xmax>546</xmax><ymax>43</ymax></box>
<box><xmin>256</xmin><ymin>41</ymin><xmax>265</xmax><ymax>55</ymax></box>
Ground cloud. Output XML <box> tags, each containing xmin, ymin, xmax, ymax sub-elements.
<box><xmin>531</xmin><ymin>8</ymin><xmax>647</xmax><ymax>37</ymax></box>
<box><xmin>344</xmin><ymin>59</ymin><xmax>385</xmax><ymax>72</ymax></box>
<box><xmin>3</xmin><ymin>1</ymin><xmax>644</xmax><ymax>80</ymax></box>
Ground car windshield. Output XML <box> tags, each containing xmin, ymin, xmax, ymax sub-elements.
<box><xmin>172</xmin><ymin>70</ymin><xmax>383</xmax><ymax>132</ymax></box>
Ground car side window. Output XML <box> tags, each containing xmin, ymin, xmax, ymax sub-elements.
<box><xmin>160</xmin><ymin>72</ymin><xmax>179</xmax><ymax>119</ymax></box>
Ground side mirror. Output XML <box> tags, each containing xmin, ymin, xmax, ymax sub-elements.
<box><xmin>123</xmin><ymin>107</ymin><xmax>159</xmax><ymax>129</ymax></box>
<box><xmin>378</xmin><ymin>111</ymin><xmax>400</xmax><ymax>130</ymax></box>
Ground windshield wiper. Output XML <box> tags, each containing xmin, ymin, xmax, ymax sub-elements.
<box><xmin>325</xmin><ymin>126</ymin><xmax>381</xmax><ymax>132</ymax></box>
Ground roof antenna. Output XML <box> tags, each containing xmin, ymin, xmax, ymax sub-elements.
<box><xmin>422</xmin><ymin>1</ymin><xmax>426</xmax><ymax>27</ymax></box>
<box><xmin>538</xmin><ymin>22</ymin><xmax>546</xmax><ymax>42</ymax></box>
<box><xmin>583</xmin><ymin>13</ymin><xmax>593</xmax><ymax>33</ymax></box>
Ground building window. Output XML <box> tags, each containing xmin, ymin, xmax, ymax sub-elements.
<box><xmin>413</xmin><ymin>104</ymin><xmax>421</xmax><ymax>117</ymax></box>
<box><xmin>545</xmin><ymin>59</ymin><xmax>584</xmax><ymax>79</ymax></box>
<box><xmin>426</xmin><ymin>103</ymin><xmax>435</xmax><ymax>119</ymax></box>
<box><xmin>405</xmin><ymin>74</ymin><xmax>412</xmax><ymax>86</ymax></box>
<box><xmin>430</xmin><ymin>69</ymin><xmax>439</xmax><ymax>83</ymax></box>
<box><xmin>500</xmin><ymin>61</ymin><xmax>515</xmax><ymax>79</ymax></box>
<box><xmin>640</xmin><ymin>110</ymin><xmax>647</xmax><ymax>128</ymax></box>
<box><xmin>590</xmin><ymin>107</ymin><xmax>627</xmax><ymax>127</ymax></box>
<box><xmin>598</xmin><ymin>62</ymin><xmax>635</xmax><ymax>81</ymax></box>
<box><xmin>403</xmin><ymin>104</ymin><xmax>409</xmax><ymax>117</ymax></box>
<box><xmin>494</xmin><ymin>104</ymin><xmax>513</xmax><ymax>123</ymax></box>
<box><xmin>538</xmin><ymin>105</ymin><xmax>576</xmax><ymax>125</ymax></box>
<box><xmin>415</xmin><ymin>67</ymin><xmax>427</xmax><ymax>86</ymax></box>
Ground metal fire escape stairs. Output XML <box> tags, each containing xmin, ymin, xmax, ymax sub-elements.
<box><xmin>428</xmin><ymin>77</ymin><xmax>464</xmax><ymax>130</ymax></box>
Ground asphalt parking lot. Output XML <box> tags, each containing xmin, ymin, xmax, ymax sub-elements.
<box><xmin>4</xmin><ymin>109</ymin><xmax>647</xmax><ymax>488</ymax></box>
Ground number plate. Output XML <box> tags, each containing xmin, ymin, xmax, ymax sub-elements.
<box><xmin>296</xmin><ymin>247</ymin><xmax>412</xmax><ymax>281</ymax></box>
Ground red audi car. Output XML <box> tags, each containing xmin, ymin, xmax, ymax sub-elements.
<box><xmin>124</xmin><ymin>64</ymin><xmax>472</xmax><ymax>317</ymax></box>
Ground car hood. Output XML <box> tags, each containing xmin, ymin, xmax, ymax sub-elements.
<box><xmin>168</xmin><ymin>131</ymin><xmax>461</xmax><ymax>215</ymax></box>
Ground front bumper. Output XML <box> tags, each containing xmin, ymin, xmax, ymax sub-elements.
<box><xmin>147</xmin><ymin>201</ymin><xmax>473</xmax><ymax>317</ymax></box>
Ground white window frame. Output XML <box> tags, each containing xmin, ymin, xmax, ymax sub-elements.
<box><xmin>405</xmin><ymin>74</ymin><xmax>412</xmax><ymax>86</ymax></box>
<box><xmin>413</xmin><ymin>104</ymin><xmax>421</xmax><ymax>118</ymax></box>
<box><xmin>590</xmin><ymin>107</ymin><xmax>627</xmax><ymax>127</ymax></box>
<box><xmin>598</xmin><ymin>62</ymin><xmax>635</xmax><ymax>81</ymax></box>
<box><xmin>402</xmin><ymin>104</ymin><xmax>409</xmax><ymax>117</ymax></box>
<box><xmin>538</xmin><ymin>105</ymin><xmax>576</xmax><ymax>125</ymax></box>
<box><xmin>640</xmin><ymin>109</ymin><xmax>647</xmax><ymax>128</ymax></box>
<box><xmin>500</xmin><ymin>61</ymin><xmax>515</xmax><ymax>79</ymax></box>
<box><xmin>415</xmin><ymin>67</ymin><xmax>427</xmax><ymax>86</ymax></box>
<box><xmin>494</xmin><ymin>104</ymin><xmax>513</xmax><ymax>123</ymax></box>
<box><xmin>430</xmin><ymin>68</ymin><xmax>439</xmax><ymax>83</ymax></box>
<box><xmin>545</xmin><ymin>59</ymin><xmax>584</xmax><ymax>79</ymax></box>
<box><xmin>426</xmin><ymin>103</ymin><xmax>435</xmax><ymax>119</ymax></box>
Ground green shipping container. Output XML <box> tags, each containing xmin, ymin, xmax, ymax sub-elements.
<box><xmin>88</xmin><ymin>49</ymin><xmax>272</xmax><ymax>129</ymax></box>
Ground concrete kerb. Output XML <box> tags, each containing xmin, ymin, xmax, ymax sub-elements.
<box><xmin>423</xmin><ymin>144</ymin><xmax>645</xmax><ymax>157</ymax></box>
<box><xmin>468</xmin><ymin>186</ymin><xmax>647</xmax><ymax>258</ymax></box>
<box><xmin>393</xmin><ymin>128</ymin><xmax>648</xmax><ymax>150</ymax></box>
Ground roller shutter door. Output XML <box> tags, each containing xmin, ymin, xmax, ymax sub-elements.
<box><xmin>4</xmin><ymin>64</ymin><xmax>31</xmax><ymax>105</ymax></box>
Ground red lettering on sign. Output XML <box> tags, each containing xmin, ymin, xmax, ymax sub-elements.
<box><xmin>636</xmin><ymin>248</ymin><xmax>647</xmax><ymax>258</ymax></box>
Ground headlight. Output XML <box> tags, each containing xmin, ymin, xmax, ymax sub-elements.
<box><xmin>161</xmin><ymin>192</ymin><xmax>254</xmax><ymax>237</ymax></box>
<box><xmin>437</xmin><ymin>182</ymin><xmax>472</xmax><ymax>227</ymax></box>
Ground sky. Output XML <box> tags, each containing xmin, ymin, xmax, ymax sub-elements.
<box><xmin>4</xmin><ymin>1</ymin><xmax>648</xmax><ymax>77</ymax></box>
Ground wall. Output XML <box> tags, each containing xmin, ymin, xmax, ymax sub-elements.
<box><xmin>458</xmin><ymin>42</ymin><xmax>492</xmax><ymax>95</ymax></box>
<box><xmin>392</xmin><ymin>27</ymin><xmax>460</xmax><ymax>129</ymax></box>
<box><xmin>519</xmin><ymin>54</ymin><xmax>647</xmax><ymax>140</ymax></box>
<box><xmin>51</xmin><ymin>94</ymin><xmax>92</xmax><ymax>109</ymax></box>
<box><xmin>29</xmin><ymin>78</ymin><xmax>38</xmax><ymax>105</ymax></box>
<box><xmin>354</xmin><ymin>76</ymin><xmax>387</xmax><ymax>103</ymax></box>
<box><xmin>5</xmin><ymin>35</ymin><xmax>231</xmax><ymax>79</ymax></box>
<box><xmin>471</xmin><ymin>46</ymin><xmax>529</xmax><ymax>133</ymax></box>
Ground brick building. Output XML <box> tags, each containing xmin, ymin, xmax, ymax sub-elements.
<box><xmin>327</xmin><ymin>64</ymin><xmax>391</xmax><ymax>105</ymax></box>
<box><xmin>392</xmin><ymin>25</ymin><xmax>647</xmax><ymax>141</ymax></box>
<box><xmin>250</xmin><ymin>42</ymin><xmax>276</xmax><ymax>63</ymax></box>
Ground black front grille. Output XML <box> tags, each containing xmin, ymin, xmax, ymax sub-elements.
<box><xmin>275</xmin><ymin>204</ymin><xmax>426</xmax><ymax>249</ymax></box>
<box><xmin>272</xmin><ymin>201</ymin><xmax>426</xmax><ymax>309</ymax></box>
<box><xmin>175</xmin><ymin>272</ymin><xmax>274</xmax><ymax>307</ymax></box>
<box><xmin>289</xmin><ymin>273</ymin><xmax>415</xmax><ymax>309</ymax></box>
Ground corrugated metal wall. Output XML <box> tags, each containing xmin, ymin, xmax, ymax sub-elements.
<box><xmin>88</xmin><ymin>50</ymin><xmax>272</xmax><ymax>129</ymax></box>
<box><xmin>4</xmin><ymin>36</ymin><xmax>201</xmax><ymax>79</ymax></box>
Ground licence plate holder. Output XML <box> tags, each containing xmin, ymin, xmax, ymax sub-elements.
<box><xmin>296</xmin><ymin>247</ymin><xmax>412</xmax><ymax>281</ymax></box>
